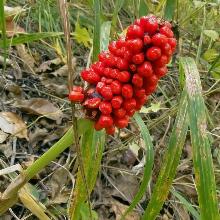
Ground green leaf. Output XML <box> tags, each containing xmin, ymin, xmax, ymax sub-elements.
<box><xmin>92</xmin><ymin>0</ymin><xmax>101</xmax><ymax>62</ymax></box>
<box><xmin>121</xmin><ymin>113</ymin><xmax>154</xmax><ymax>220</ymax></box>
<box><xmin>171</xmin><ymin>189</ymin><xmax>200</xmax><ymax>219</ymax></box>
<box><xmin>68</xmin><ymin>126</ymin><xmax>105</xmax><ymax>220</ymax></box>
<box><xmin>203</xmin><ymin>30</ymin><xmax>219</xmax><ymax>41</ymax></box>
<box><xmin>139</xmin><ymin>0</ymin><xmax>148</xmax><ymax>17</ymax></box>
<box><xmin>0</xmin><ymin>2</ymin><xmax>7</xmax><ymax>70</ymax></box>
<box><xmin>140</xmin><ymin>102</ymin><xmax>161</xmax><ymax>114</ymax></box>
<box><xmin>180</xmin><ymin>57</ymin><xmax>220</xmax><ymax>220</ymax></box>
<box><xmin>0</xmin><ymin>32</ymin><xmax>63</xmax><ymax>48</ymax></box>
<box><xmin>100</xmin><ymin>21</ymin><xmax>111</xmax><ymax>51</ymax></box>
<box><xmin>142</xmin><ymin>91</ymin><xmax>188</xmax><ymax>220</ymax></box>
<box><xmin>73</xmin><ymin>22</ymin><xmax>92</xmax><ymax>47</ymax></box>
<box><xmin>112</xmin><ymin>0</ymin><xmax>124</xmax><ymax>28</ymax></box>
<box><xmin>203</xmin><ymin>48</ymin><xmax>219</xmax><ymax>62</ymax></box>
<box><xmin>164</xmin><ymin>0</ymin><xmax>177</xmax><ymax>20</ymax></box>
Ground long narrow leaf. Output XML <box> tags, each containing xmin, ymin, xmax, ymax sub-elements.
<box><xmin>180</xmin><ymin>57</ymin><xmax>219</xmax><ymax>220</ymax></box>
<box><xmin>92</xmin><ymin>0</ymin><xmax>101</xmax><ymax>61</ymax></box>
<box><xmin>142</xmin><ymin>91</ymin><xmax>188</xmax><ymax>220</ymax></box>
<box><xmin>112</xmin><ymin>0</ymin><xmax>124</xmax><ymax>28</ymax></box>
<box><xmin>164</xmin><ymin>0</ymin><xmax>177</xmax><ymax>20</ymax></box>
<box><xmin>68</xmin><ymin>126</ymin><xmax>105</xmax><ymax>220</ymax></box>
<box><xmin>0</xmin><ymin>3</ymin><xmax>7</xmax><ymax>70</ymax></box>
<box><xmin>121</xmin><ymin>113</ymin><xmax>154</xmax><ymax>219</ymax></box>
<box><xmin>0</xmin><ymin>32</ymin><xmax>63</xmax><ymax>48</ymax></box>
<box><xmin>139</xmin><ymin>0</ymin><xmax>148</xmax><ymax>17</ymax></box>
<box><xmin>171</xmin><ymin>189</ymin><xmax>200</xmax><ymax>219</ymax></box>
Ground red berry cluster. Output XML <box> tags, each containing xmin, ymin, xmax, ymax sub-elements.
<box><xmin>69</xmin><ymin>15</ymin><xmax>176</xmax><ymax>135</ymax></box>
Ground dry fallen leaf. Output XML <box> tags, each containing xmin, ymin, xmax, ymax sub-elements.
<box><xmin>16</xmin><ymin>98</ymin><xmax>63</xmax><ymax>123</ymax></box>
<box><xmin>16</xmin><ymin>44</ymin><xmax>36</xmax><ymax>72</ymax></box>
<box><xmin>0</xmin><ymin>130</ymin><xmax>9</xmax><ymax>143</ymax></box>
<box><xmin>0</xmin><ymin>112</ymin><xmax>28</xmax><ymax>139</ymax></box>
<box><xmin>111</xmin><ymin>200</ymin><xmax>140</xmax><ymax>220</ymax></box>
<box><xmin>36</xmin><ymin>58</ymin><xmax>62</xmax><ymax>73</ymax></box>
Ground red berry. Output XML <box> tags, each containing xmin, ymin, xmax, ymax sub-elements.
<box><xmin>99</xmin><ymin>52</ymin><xmax>116</xmax><ymax>67</ymax></box>
<box><xmin>91</xmin><ymin>61</ymin><xmax>105</xmax><ymax>75</ymax></box>
<box><xmin>108</xmin><ymin>41</ymin><xmax>117</xmax><ymax>54</ymax></box>
<box><xmin>100</xmin><ymin>86</ymin><xmax>113</xmax><ymax>100</ymax></box>
<box><xmin>123</xmin><ymin>98</ymin><xmax>136</xmax><ymax>111</ymax></box>
<box><xmin>96</xmin><ymin>82</ymin><xmax>105</xmax><ymax>93</ymax></box>
<box><xmin>129</xmin><ymin>64</ymin><xmax>137</xmax><ymax>72</ymax></box>
<box><xmin>84</xmin><ymin>97</ymin><xmax>101</xmax><ymax>108</ymax></box>
<box><xmin>122</xmin><ymin>84</ymin><xmax>133</xmax><ymax>99</ymax></box>
<box><xmin>123</xmin><ymin>49</ymin><xmax>133</xmax><ymax>61</ymax></box>
<box><xmin>154</xmin><ymin>66</ymin><xmax>168</xmax><ymax>78</ymax></box>
<box><xmin>132</xmin><ymin>53</ymin><xmax>145</xmax><ymax>64</ymax></box>
<box><xmin>160</xmin><ymin>26</ymin><xmax>174</xmax><ymax>38</ymax></box>
<box><xmin>109</xmin><ymin>69</ymin><xmax>119</xmax><ymax>79</ymax></box>
<box><xmin>94</xmin><ymin>121</ymin><xmax>103</xmax><ymax>130</ymax></box>
<box><xmin>134</xmin><ymin>88</ymin><xmax>146</xmax><ymax>98</ymax></box>
<box><xmin>116</xmin><ymin>37</ymin><xmax>126</xmax><ymax>48</ymax></box>
<box><xmin>81</xmin><ymin>70</ymin><xmax>101</xmax><ymax>84</ymax></box>
<box><xmin>140</xmin><ymin>15</ymin><xmax>158</xmax><ymax>34</ymax></box>
<box><xmin>106</xmin><ymin>126</ymin><xmax>115</xmax><ymax>135</ymax></box>
<box><xmin>126</xmin><ymin>24</ymin><xmax>144</xmax><ymax>39</ymax></box>
<box><xmin>136</xmin><ymin>95</ymin><xmax>147</xmax><ymax>110</ymax></box>
<box><xmin>116</xmin><ymin>58</ymin><xmax>129</xmax><ymax>70</ymax></box>
<box><xmin>86</xmin><ymin>88</ymin><xmax>96</xmax><ymax>97</ymax></box>
<box><xmin>114</xmin><ymin>108</ymin><xmax>126</xmax><ymax>118</ymax></box>
<box><xmin>126</xmin><ymin>38</ymin><xmax>143</xmax><ymax>53</ymax></box>
<box><xmin>161</xmin><ymin>43</ymin><xmax>172</xmax><ymax>56</ymax></box>
<box><xmin>117</xmin><ymin>71</ymin><xmax>130</xmax><ymax>83</ymax></box>
<box><xmin>145</xmin><ymin>85</ymin><xmax>157</xmax><ymax>95</ymax></box>
<box><xmin>106</xmin><ymin>78</ymin><xmax>113</xmax><ymax>84</ymax></box>
<box><xmin>132</xmin><ymin>74</ymin><xmax>143</xmax><ymax>88</ymax></box>
<box><xmin>163</xmin><ymin>21</ymin><xmax>172</xmax><ymax>29</ymax></box>
<box><xmin>153</xmin><ymin>55</ymin><xmax>168</xmax><ymax>67</ymax></box>
<box><xmin>72</xmin><ymin>86</ymin><xmax>84</xmax><ymax>93</ymax></box>
<box><xmin>151</xmin><ymin>33</ymin><xmax>168</xmax><ymax>46</ymax></box>
<box><xmin>127</xmin><ymin>108</ymin><xmax>135</xmax><ymax>117</ymax></box>
<box><xmin>143</xmin><ymin>35</ymin><xmax>151</xmax><ymax>45</ymax></box>
<box><xmin>111</xmin><ymin>96</ymin><xmax>123</xmax><ymax>109</ymax></box>
<box><xmin>99</xmin><ymin>101</ymin><xmax>112</xmax><ymax>114</ymax></box>
<box><xmin>137</xmin><ymin>61</ymin><xmax>153</xmax><ymax>78</ymax></box>
<box><xmin>146</xmin><ymin>75</ymin><xmax>158</xmax><ymax>86</ymax></box>
<box><xmin>68</xmin><ymin>91</ymin><xmax>84</xmax><ymax>102</ymax></box>
<box><xmin>146</xmin><ymin>46</ymin><xmax>161</xmax><ymax>61</ymax></box>
<box><xmin>98</xmin><ymin>115</ymin><xmax>113</xmax><ymax>128</ymax></box>
<box><xmin>110</xmin><ymin>80</ymin><xmax>122</xmax><ymax>94</ymax></box>
<box><xmin>168</xmin><ymin>38</ymin><xmax>177</xmax><ymax>51</ymax></box>
<box><xmin>114</xmin><ymin>116</ymin><xmax>129</xmax><ymax>128</ymax></box>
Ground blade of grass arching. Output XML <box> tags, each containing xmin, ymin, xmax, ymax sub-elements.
<box><xmin>100</xmin><ymin>21</ymin><xmax>111</xmax><ymax>52</ymax></box>
<box><xmin>0</xmin><ymin>120</ymin><xmax>89</xmax><ymax>214</ymax></box>
<box><xmin>139</xmin><ymin>0</ymin><xmax>148</xmax><ymax>17</ymax></box>
<box><xmin>121</xmin><ymin>113</ymin><xmax>154</xmax><ymax>220</ymax></box>
<box><xmin>92</xmin><ymin>0</ymin><xmax>101</xmax><ymax>62</ymax></box>
<box><xmin>142</xmin><ymin>90</ymin><xmax>188</xmax><ymax>220</ymax></box>
<box><xmin>112</xmin><ymin>0</ymin><xmax>124</xmax><ymax>29</ymax></box>
<box><xmin>68</xmin><ymin>127</ymin><xmax>105</xmax><ymax>220</ymax></box>
<box><xmin>155</xmin><ymin>0</ymin><xmax>166</xmax><ymax>14</ymax></box>
<box><xmin>164</xmin><ymin>0</ymin><xmax>177</xmax><ymax>20</ymax></box>
<box><xmin>196</xmin><ymin>7</ymin><xmax>206</xmax><ymax>64</ymax></box>
<box><xmin>171</xmin><ymin>188</ymin><xmax>200</xmax><ymax>220</ymax></box>
<box><xmin>0</xmin><ymin>32</ymin><xmax>63</xmax><ymax>48</ymax></box>
<box><xmin>0</xmin><ymin>3</ymin><xmax>7</xmax><ymax>71</ymax></box>
<box><xmin>180</xmin><ymin>57</ymin><xmax>219</xmax><ymax>220</ymax></box>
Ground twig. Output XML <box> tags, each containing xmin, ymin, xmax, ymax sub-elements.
<box><xmin>58</xmin><ymin>0</ymin><xmax>92</xmax><ymax>219</ymax></box>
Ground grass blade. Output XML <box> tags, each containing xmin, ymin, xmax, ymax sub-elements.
<box><xmin>139</xmin><ymin>0</ymin><xmax>148</xmax><ymax>17</ymax></box>
<box><xmin>0</xmin><ymin>32</ymin><xmax>63</xmax><ymax>48</ymax></box>
<box><xmin>171</xmin><ymin>188</ymin><xmax>200</xmax><ymax>219</ymax></box>
<box><xmin>68</xmin><ymin>127</ymin><xmax>105</xmax><ymax>220</ymax></box>
<box><xmin>164</xmin><ymin>0</ymin><xmax>177</xmax><ymax>20</ymax></box>
<box><xmin>180</xmin><ymin>57</ymin><xmax>219</xmax><ymax>220</ymax></box>
<box><xmin>112</xmin><ymin>0</ymin><xmax>124</xmax><ymax>28</ymax></box>
<box><xmin>0</xmin><ymin>3</ymin><xmax>7</xmax><ymax>71</ymax></box>
<box><xmin>100</xmin><ymin>21</ymin><xmax>111</xmax><ymax>52</ymax></box>
<box><xmin>142</xmin><ymin>90</ymin><xmax>188</xmax><ymax>220</ymax></box>
<box><xmin>92</xmin><ymin>0</ymin><xmax>101</xmax><ymax>61</ymax></box>
<box><xmin>121</xmin><ymin>113</ymin><xmax>154</xmax><ymax>219</ymax></box>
